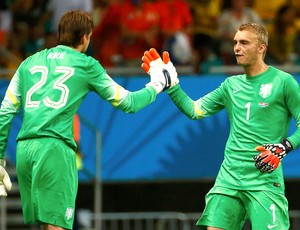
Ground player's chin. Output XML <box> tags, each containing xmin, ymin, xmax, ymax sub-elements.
<box><xmin>235</xmin><ymin>56</ymin><xmax>244</xmax><ymax>65</ymax></box>
<box><xmin>235</xmin><ymin>59</ymin><xmax>242</xmax><ymax>65</ymax></box>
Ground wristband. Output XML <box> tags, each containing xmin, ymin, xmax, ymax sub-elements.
<box><xmin>281</xmin><ymin>138</ymin><xmax>293</xmax><ymax>153</ymax></box>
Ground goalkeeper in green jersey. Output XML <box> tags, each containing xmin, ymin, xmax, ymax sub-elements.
<box><xmin>142</xmin><ymin>23</ymin><xmax>300</xmax><ymax>230</ymax></box>
<box><xmin>0</xmin><ymin>10</ymin><xmax>172</xmax><ymax>230</ymax></box>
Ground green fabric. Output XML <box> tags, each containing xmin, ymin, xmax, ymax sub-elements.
<box><xmin>16</xmin><ymin>138</ymin><xmax>77</xmax><ymax>229</ymax></box>
<box><xmin>168</xmin><ymin>66</ymin><xmax>300</xmax><ymax>193</ymax></box>
<box><xmin>196</xmin><ymin>187</ymin><xmax>289</xmax><ymax>229</ymax></box>
<box><xmin>0</xmin><ymin>45</ymin><xmax>156</xmax><ymax>157</ymax></box>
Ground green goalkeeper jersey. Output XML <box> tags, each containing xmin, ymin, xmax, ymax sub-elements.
<box><xmin>168</xmin><ymin>66</ymin><xmax>300</xmax><ymax>193</ymax></box>
<box><xmin>0</xmin><ymin>45</ymin><xmax>157</xmax><ymax>158</ymax></box>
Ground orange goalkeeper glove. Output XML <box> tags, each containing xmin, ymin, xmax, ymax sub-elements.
<box><xmin>141</xmin><ymin>48</ymin><xmax>178</xmax><ymax>93</ymax></box>
<box><xmin>254</xmin><ymin>139</ymin><xmax>293</xmax><ymax>173</ymax></box>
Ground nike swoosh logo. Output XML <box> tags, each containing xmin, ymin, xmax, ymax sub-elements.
<box><xmin>233</xmin><ymin>89</ymin><xmax>241</xmax><ymax>93</ymax></box>
<box><xmin>267</xmin><ymin>224</ymin><xmax>277</xmax><ymax>229</ymax></box>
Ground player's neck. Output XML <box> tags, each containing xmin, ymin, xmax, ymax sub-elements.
<box><xmin>71</xmin><ymin>43</ymin><xmax>86</xmax><ymax>53</ymax></box>
<box><xmin>244</xmin><ymin>61</ymin><xmax>268</xmax><ymax>77</ymax></box>
<box><xmin>73</xmin><ymin>46</ymin><xmax>84</xmax><ymax>53</ymax></box>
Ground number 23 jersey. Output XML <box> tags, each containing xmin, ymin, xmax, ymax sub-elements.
<box><xmin>0</xmin><ymin>45</ymin><xmax>156</xmax><ymax>156</ymax></box>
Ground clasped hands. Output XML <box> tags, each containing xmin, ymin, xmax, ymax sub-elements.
<box><xmin>141</xmin><ymin>48</ymin><xmax>179</xmax><ymax>94</ymax></box>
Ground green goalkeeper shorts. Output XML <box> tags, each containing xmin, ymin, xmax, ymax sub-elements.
<box><xmin>196</xmin><ymin>186</ymin><xmax>289</xmax><ymax>230</ymax></box>
<box><xmin>16</xmin><ymin>137</ymin><xmax>78</xmax><ymax>230</ymax></box>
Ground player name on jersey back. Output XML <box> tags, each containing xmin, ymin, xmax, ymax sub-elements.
<box><xmin>47</xmin><ymin>52</ymin><xmax>66</xmax><ymax>59</ymax></box>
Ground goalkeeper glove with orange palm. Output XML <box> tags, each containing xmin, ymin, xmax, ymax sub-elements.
<box><xmin>254</xmin><ymin>139</ymin><xmax>293</xmax><ymax>173</ymax></box>
<box><xmin>141</xmin><ymin>48</ymin><xmax>178</xmax><ymax>93</ymax></box>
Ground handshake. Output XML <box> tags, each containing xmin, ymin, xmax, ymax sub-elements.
<box><xmin>141</xmin><ymin>48</ymin><xmax>179</xmax><ymax>94</ymax></box>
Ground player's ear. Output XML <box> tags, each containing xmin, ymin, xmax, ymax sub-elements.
<box><xmin>82</xmin><ymin>34</ymin><xmax>88</xmax><ymax>44</ymax></box>
<box><xmin>258</xmin><ymin>43</ymin><xmax>267</xmax><ymax>55</ymax></box>
<box><xmin>82</xmin><ymin>32</ymin><xmax>92</xmax><ymax>44</ymax></box>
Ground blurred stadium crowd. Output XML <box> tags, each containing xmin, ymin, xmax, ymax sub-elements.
<box><xmin>1</xmin><ymin>0</ymin><xmax>300</xmax><ymax>77</ymax></box>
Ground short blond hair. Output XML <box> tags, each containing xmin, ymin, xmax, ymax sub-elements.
<box><xmin>238</xmin><ymin>22</ymin><xmax>268</xmax><ymax>47</ymax></box>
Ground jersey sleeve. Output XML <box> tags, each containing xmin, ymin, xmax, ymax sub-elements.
<box><xmin>0</xmin><ymin>69</ymin><xmax>22</xmax><ymax>158</ymax></box>
<box><xmin>167</xmin><ymin>83</ymin><xmax>225</xmax><ymax>120</ymax></box>
<box><xmin>284</xmin><ymin>75</ymin><xmax>300</xmax><ymax>149</ymax></box>
<box><xmin>88</xmin><ymin>61</ymin><xmax>157</xmax><ymax>113</ymax></box>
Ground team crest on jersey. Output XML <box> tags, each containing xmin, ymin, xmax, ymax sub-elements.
<box><xmin>259</xmin><ymin>83</ymin><xmax>272</xmax><ymax>98</ymax></box>
<box><xmin>65</xmin><ymin>207</ymin><xmax>74</xmax><ymax>221</ymax></box>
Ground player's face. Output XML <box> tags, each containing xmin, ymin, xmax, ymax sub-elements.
<box><xmin>233</xmin><ymin>30</ymin><xmax>262</xmax><ymax>67</ymax></box>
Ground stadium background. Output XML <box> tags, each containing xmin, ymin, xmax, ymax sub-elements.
<box><xmin>1</xmin><ymin>74</ymin><xmax>300</xmax><ymax>214</ymax></box>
